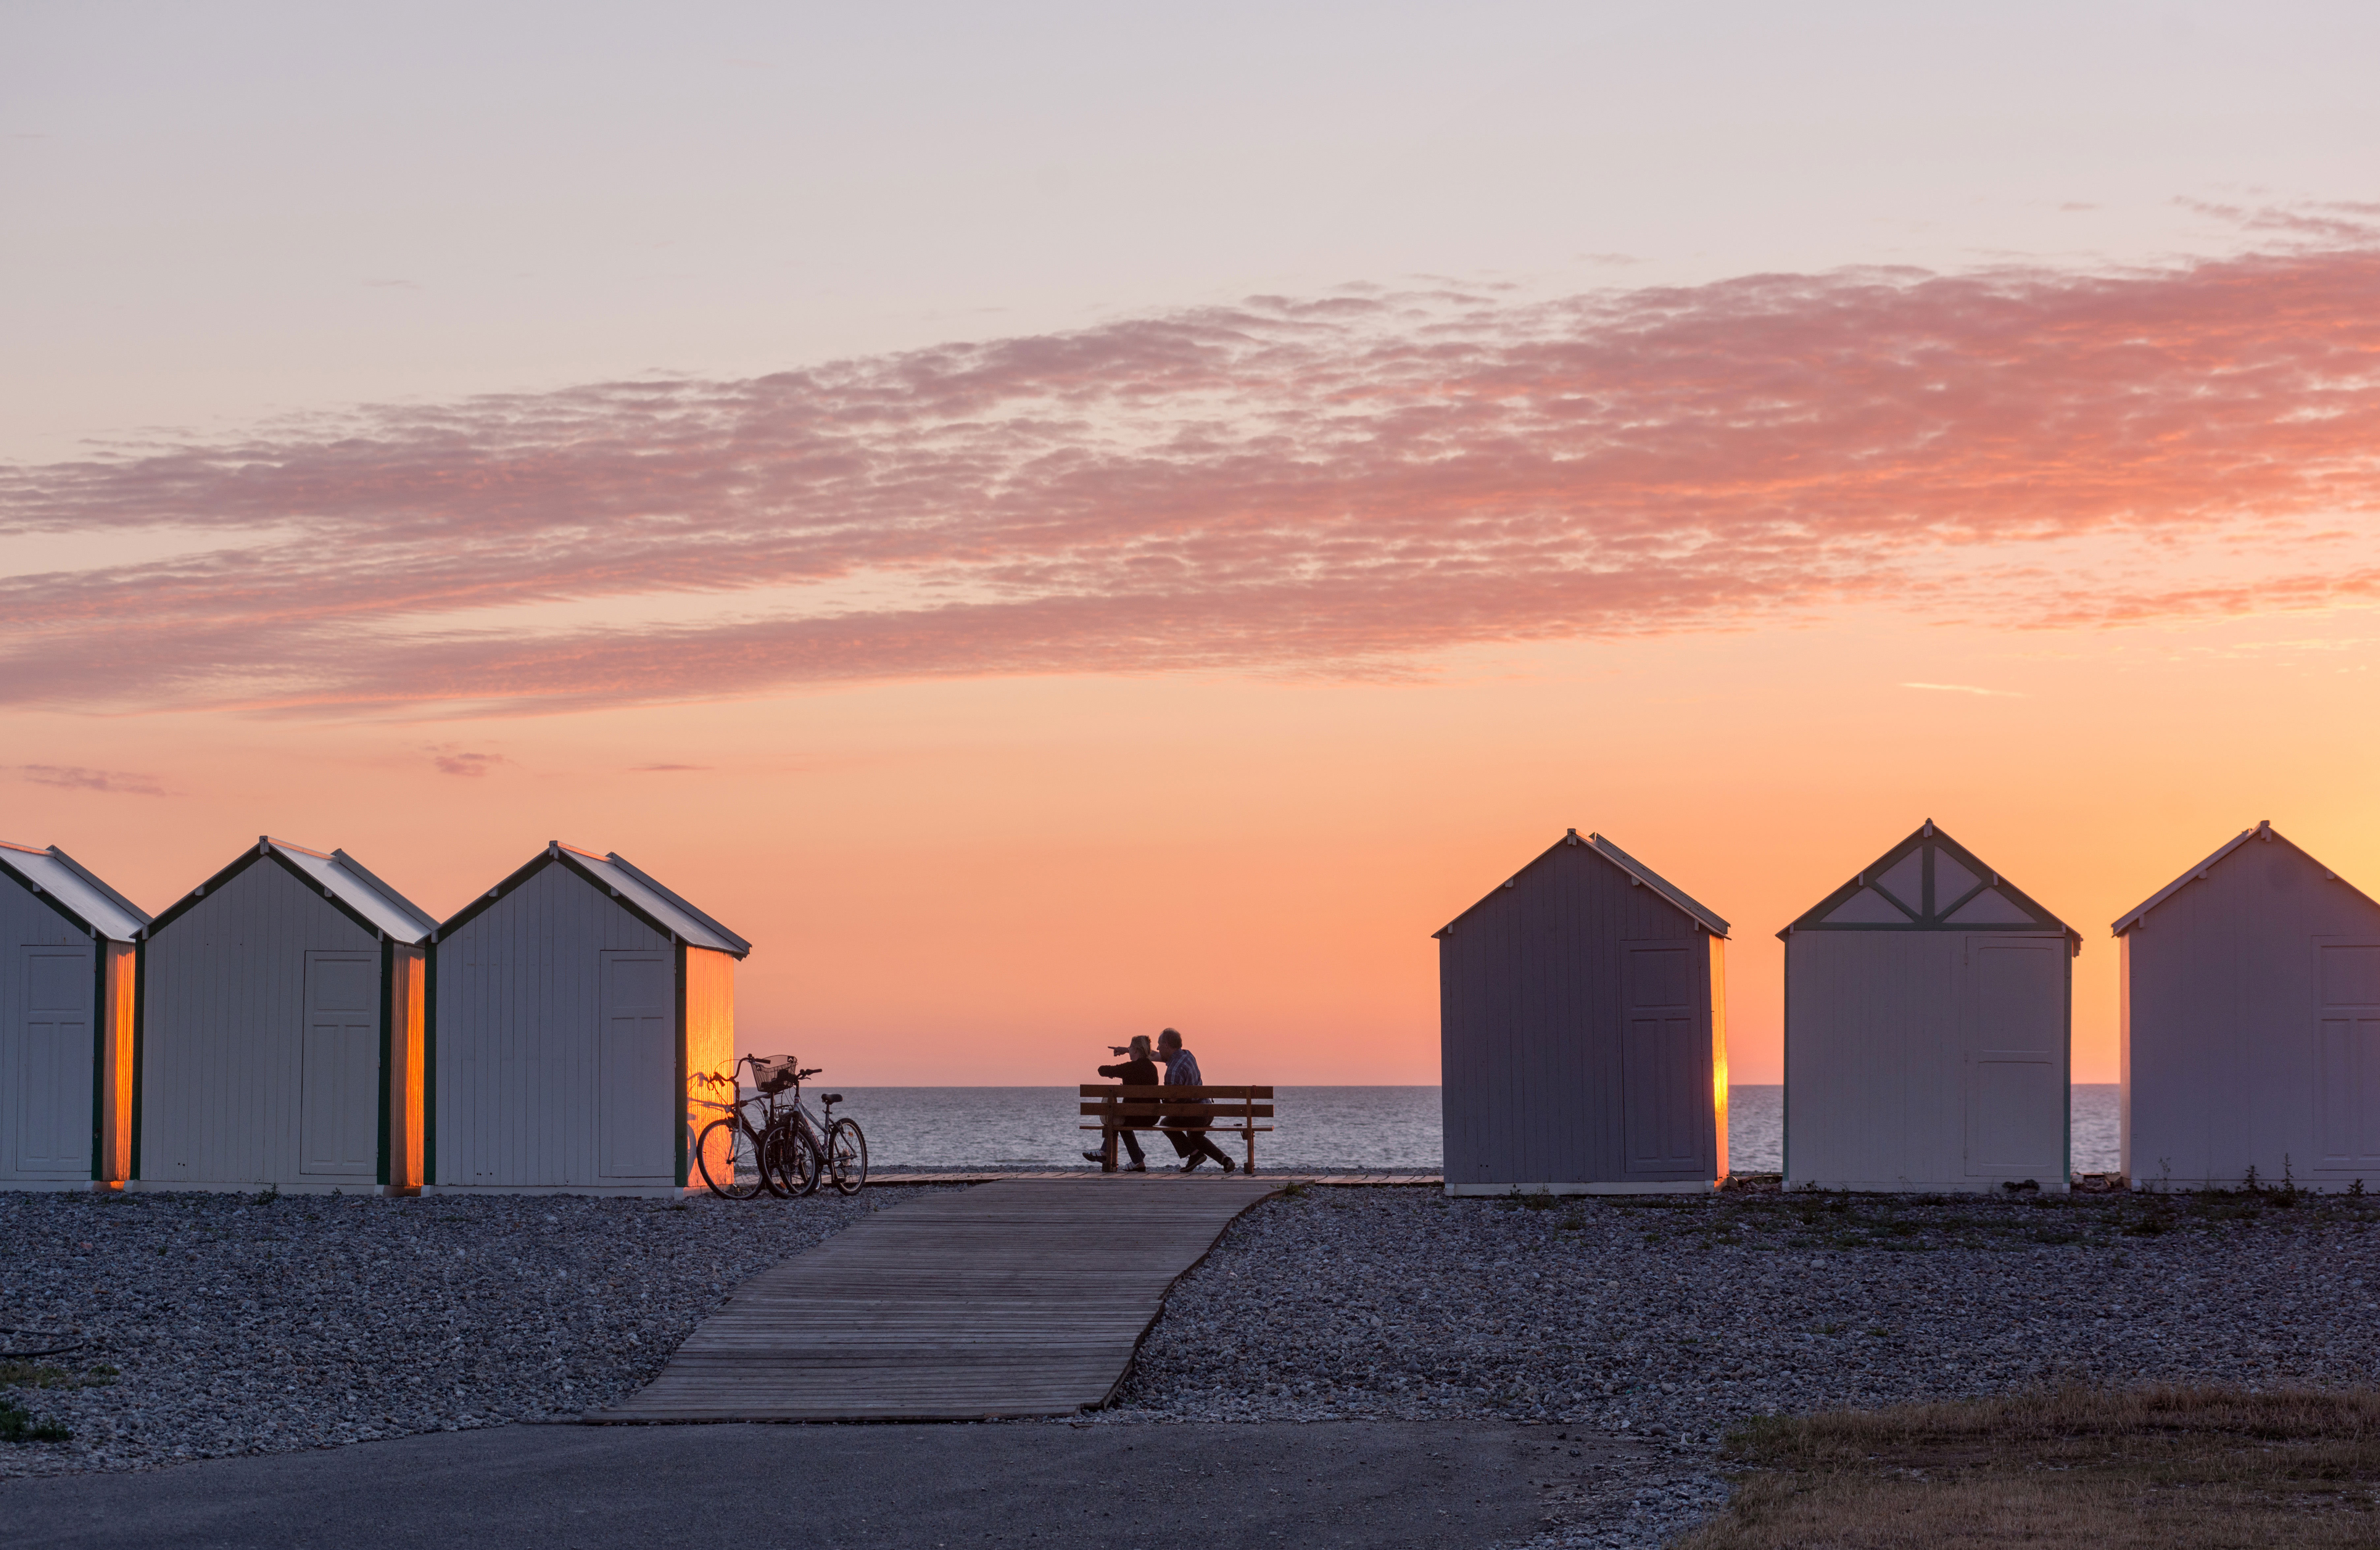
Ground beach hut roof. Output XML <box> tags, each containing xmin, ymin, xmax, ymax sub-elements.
<box><xmin>0</xmin><ymin>840</ymin><xmax>150</xmax><ymax>942</ymax></box>
<box><xmin>2110</xmin><ymin>820</ymin><xmax>2380</xmax><ymax>936</ymax></box>
<box><xmin>145</xmin><ymin>836</ymin><xmax>437</xmax><ymax>945</ymax></box>
<box><xmin>434</xmin><ymin>841</ymin><xmax>751</xmax><ymax>958</ymax></box>
<box><xmin>1435</xmin><ymin>828</ymin><xmax>1729</xmax><ymax>939</ymax></box>
<box><xmin>1780</xmin><ymin>819</ymin><xmax>2080</xmax><ymax>949</ymax></box>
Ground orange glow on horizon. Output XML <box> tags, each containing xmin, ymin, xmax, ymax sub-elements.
<box><xmin>13</xmin><ymin>606</ymin><xmax>2380</xmax><ymax>1092</ymax></box>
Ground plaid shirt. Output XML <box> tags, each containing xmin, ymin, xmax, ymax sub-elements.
<box><xmin>1164</xmin><ymin>1047</ymin><xmax>1205</xmax><ymax>1093</ymax></box>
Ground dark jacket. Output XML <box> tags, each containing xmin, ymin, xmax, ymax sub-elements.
<box><xmin>1097</xmin><ymin>1057</ymin><xmax>1159</xmax><ymax>1129</ymax></box>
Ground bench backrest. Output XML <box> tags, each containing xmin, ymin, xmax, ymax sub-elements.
<box><xmin>1078</xmin><ymin>1083</ymin><xmax>1273</xmax><ymax>1119</ymax></box>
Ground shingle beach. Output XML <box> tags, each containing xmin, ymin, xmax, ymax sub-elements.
<box><xmin>8</xmin><ymin>1179</ymin><xmax>2378</xmax><ymax>1546</ymax></box>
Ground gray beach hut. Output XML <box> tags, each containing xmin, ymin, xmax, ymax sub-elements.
<box><xmin>2115</xmin><ymin>820</ymin><xmax>2380</xmax><ymax>1191</ymax></box>
<box><xmin>1437</xmin><ymin>829</ymin><xmax>1731</xmax><ymax>1196</ymax></box>
<box><xmin>1782</xmin><ymin>820</ymin><xmax>2079</xmax><ymax>1193</ymax></box>
<box><xmin>134</xmin><ymin>838</ymin><xmax>436</xmax><ymax>1194</ymax></box>
<box><xmin>428</xmin><ymin>843</ymin><xmax>748</xmax><ymax>1197</ymax></box>
<box><xmin>0</xmin><ymin>841</ymin><xmax>148</xmax><ymax>1190</ymax></box>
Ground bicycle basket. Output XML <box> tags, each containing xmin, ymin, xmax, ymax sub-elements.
<box><xmin>749</xmin><ymin>1056</ymin><xmax>800</xmax><ymax>1095</ymax></box>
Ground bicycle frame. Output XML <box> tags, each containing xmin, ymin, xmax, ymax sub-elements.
<box><xmin>696</xmin><ymin>1056</ymin><xmax>860</xmax><ymax>1197</ymax></box>
<box><xmin>693</xmin><ymin>1056</ymin><xmax>799</xmax><ymax>1192</ymax></box>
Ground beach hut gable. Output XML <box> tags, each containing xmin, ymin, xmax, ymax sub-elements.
<box><xmin>0</xmin><ymin>842</ymin><xmax>146</xmax><ymax>1189</ymax></box>
<box><xmin>1781</xmin><ymin>821</ymin><xmax>2079</xmax><ymax>948</ymax></box>
<box><xmin>431</xmin><ymin>842</ymin><xmax>750</xmax><ymax>958</ymax></box>
<box><xmin>2111</xmin><ymin>820</ymin><xmax>2380</xmax><ymax>936</ymax></box>
<box><xmin>143</xmin><ymin>837</ymin><xmax>436</xmax><ymax>947</ymax></box>
<box><xmin>1436</xmin><ymin>828</ymin><xmax>1730</xmax><ymax>940</ymax></box>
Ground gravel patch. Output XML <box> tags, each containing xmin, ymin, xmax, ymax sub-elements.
<box><xmin>0</xmin><ymin>1185</ymin><xmax>957</xmax><ymax>1477</ymax></box>
<box><xmin>1113</xmin><ymin>1183</ymin><xmax>2380</xmax><ymax>1544</ymax></box>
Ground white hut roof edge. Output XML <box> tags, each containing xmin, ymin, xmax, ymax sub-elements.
<box><xmin>1585</xmin><ymin>832</ymin><xmax>1731</xmax><ymax>937</ymax></box>
<box><xmin>141</xmin><ymin>837</ymin><xmax>437</xmax><ymax>944</ymax></box>
<box><xmin>2110</xmin><ymin>821</ymin><xmax>2380</xmax><ymax>935</ymax></box>
<box><xmin>262</xmin><ymin>837</ymin><xmax>438</xmax><ymax>944</ymax></box>
<box><xmin>1436</xmin><ymin>828</ymin><xmax>1730</xmax><ymax>939</ymax></box>
<box><xmin>557</xmin><ymin>844</ymin><xmax>752</xmax><ymax>956</ymax></box>
<box><xmin>427</xmin><ymin>843</ymin><xmax>750</xmax><ymax>957</ymax></box>
<box><xmin>0</xmin><ymin>839</ymin><xmax>149</xmax><ymax>941</ymax></box>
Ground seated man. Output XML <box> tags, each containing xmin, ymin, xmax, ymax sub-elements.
<box><xmin>1156</xmin><ymin>1026</ymin><xmax>1235</xmax><ymax>1174</ymax></box>
<box><xmin>1083</xmin><ymin>1034</ymin><xmax>1159</xmax><ymax>1171</ymax></box>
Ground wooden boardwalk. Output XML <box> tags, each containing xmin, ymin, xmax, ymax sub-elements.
<box><xmin>594</xmin><ymin>1176</ymin><xmax>1279</xmax><ymax>1422</ymax></box>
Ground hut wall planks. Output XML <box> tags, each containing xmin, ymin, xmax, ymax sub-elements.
<box><xmin>1438</xmin><ymin>832</ymin><xmax>1727</xmax><ymax>1195</ymax></box>
<box><xmin>0</xmin><ymin>880</ymin><xmax>105</xmax><ymax>1185</ymax></box>
<box><xmin>429</xmin><ymin>847</ymin><xmax>745</xmax><ymax>1196</ymax></box>
<box><xmin>139</xmin><ymin>859</ymin><xmax>378</xmax><ymax>1189</ymax></box>
<box><xmin>1781</xmin><ymin>822</ymin><xmax>2075</xmax><ymax>1194</ymax></box>
<box><xmin>2120</xmin><ymin>825</ymin><xmax>2380</xmax><ymax>1190</ymax></box>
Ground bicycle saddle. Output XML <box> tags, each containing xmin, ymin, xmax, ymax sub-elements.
<box><xmin>821</xmin><ymin>1093</ymin><xmax>843</xmax><ymax>1106</ymax></box>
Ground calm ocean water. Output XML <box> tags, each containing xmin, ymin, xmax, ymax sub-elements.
<box><xmin>839</xmin><ymin>1084</ymin><xmax>2123</xmax><ymax>1175</ymax></box>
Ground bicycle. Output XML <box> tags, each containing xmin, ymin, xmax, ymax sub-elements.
<box><xmin>773</xmin><ymin>1063</ymin><xmax>870</xmax><ymax>1196</ymax></box>
<box><xmin>692</xmin><ymin>1054</ymin><xmax>819</xmax><ymax>1200</ymax></box>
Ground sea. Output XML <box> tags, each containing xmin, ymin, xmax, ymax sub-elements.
<box><xmin>838</xmin><ymin>1084</ymin><xmax>2123</xmax><ymax>1175</ymax></box>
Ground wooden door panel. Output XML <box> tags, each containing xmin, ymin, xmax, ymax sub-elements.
<box><xmin>302</xmin><ymin>953</ymin><xmax>378</xmax><ymax>1176</ymax></box>
<box><xmin>15</xmin><ymin>949</ymin><xmax>91</xmax><ymax>1173</ymax></box>
<box><xmin>1963</xmin><ymin>939</ymin><xmax>2063</xmax><ymax>1177</ymax></box>
<box><xmin>599</xmin><ymin>951</ymin><xmax>673</xmax><ymax>1179</ymax></box>
<box><xmin>1622</xmin><ymin>943</ymin><xmax>1703</xmax><ymax>1170</ymax></box>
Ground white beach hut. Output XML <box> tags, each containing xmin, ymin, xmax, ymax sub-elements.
<box><xmin>0</xmin><ymin>841</ymin><xmax>148</xmax><ymax>1190</ymax></box>
<box><xmin>428</xmin><ymin>842</ymin><xmax>748</xmax><ymax>1196</ymax></box>
<box><xmin>1437</xmin><ymin>829</ymin><xmax>1731</xmax><ymax>1195</ymax></box>
<box><xmin>134</xmin><ymin>838</ymin><xmax>436</xmax><ymax>1194</ymax></box>
<box><xmin>1782</xmin><ymin>820</ymin><xmax>2081</xmax><ymax>1192</ymax></box>
<box><xmin>2116</xmin><ymin>820</ymin><xmax>2380</xmax><ymax>1191</ymax></box>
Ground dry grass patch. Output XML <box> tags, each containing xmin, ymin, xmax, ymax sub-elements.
<box><xmin>1679</xmin><ymin>1384</ymin><xmax>2380</xmax><ymax>1549</ymax></box>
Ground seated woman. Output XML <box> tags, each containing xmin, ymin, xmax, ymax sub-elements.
<box><xmin>1083</xmin><ymin>1034</ymin><xmax>1160</xmax><ymax>1171</ymax></box>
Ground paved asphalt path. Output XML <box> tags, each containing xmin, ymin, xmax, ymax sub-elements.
<box><xmin>3</xmin><ymin>1421</ymin><xmax>1625</xmax><ymax>1549</ymax></box>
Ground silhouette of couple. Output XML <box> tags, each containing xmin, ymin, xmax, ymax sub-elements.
<box><xmin>1083</xmin><ymin>1027</ymin><xmax>1236</xmax><ymax>1173</ymax></box>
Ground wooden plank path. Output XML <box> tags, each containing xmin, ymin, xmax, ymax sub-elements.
<box><xmin>593</xmin><ymin>1176</ymin><xmax>1280</xmax><ymax>1422</ymax></box>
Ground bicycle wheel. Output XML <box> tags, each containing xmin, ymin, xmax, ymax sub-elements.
<box><xmin>826</xmin><ymin>1117</ymin><xmax>869</xmax><ymax>1195</ymax></box>
<box><xmin>766</xmin><ymin>1120</ymin><xmax>821</xmax><ymax>1198</ymax></box>
<box><xmin>696</xmin><ymin>1119</ymin><xmax>768</xmax><ymax>1201</ymax></box>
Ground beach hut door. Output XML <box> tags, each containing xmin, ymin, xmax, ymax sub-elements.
<box><xmin>301</xmin><ymin>952</ymin><xmax>380</xmax><ymax>1177</ymax></box>
<box><xmin>1961</xmin><ymin>938</ymin><xmax>2062</xmax><ymax>1178</ymax></box>
<box><xmin>599</xmin><ymin>950</ymin><xmax>673</xmax><ymax>1178</ymax></box>
<box><xmin>1621</xmin><ymin>942</ymin><xmax>1704</xmax><ymax>1170</ymax></box>
<box><xmin>14</xmin><ymin>948</ymin><xmax>92</xmax><ymax>1174</ymax></box>
<box><xmin>2315</xmin><ymin>944</ymin><xmax>2380</xmax><ymax>1168</ymax></box>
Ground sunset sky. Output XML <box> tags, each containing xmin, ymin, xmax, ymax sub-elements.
<box><xmin>7</xmin><ymin>4</ymin><xmax>2380</xmax><ymax>1085</ymax></box>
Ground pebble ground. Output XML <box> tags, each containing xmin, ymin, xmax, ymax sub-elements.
<box><xmin>0</xmin><ymin>1185</ymin><xmax>955</xmax><ymax>1476</ymax></box>
<box><xmin>10</xmin><ymin>1179</ymin><xmax>2379</xmax><ymax>1545</ymax></box>
<box><xmin>1113</xmin><ymin>1181</ymin><xmax>2380</xmax><ymax>1545</ymax></box>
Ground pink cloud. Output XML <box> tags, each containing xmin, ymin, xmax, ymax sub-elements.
<box><xmin>428</xmin><ymin>748</ymin><xmax>505</xmax><ymax>777</ymax></box>
<box><xmin>7</xmin><ymin>229</ymin><xmax>2380</xmax><ymax>716</ymax></box>
<box><xmin>10</xmin><ymin>764</ymin><xmax>167</xmax><ymax>796</ymax></box>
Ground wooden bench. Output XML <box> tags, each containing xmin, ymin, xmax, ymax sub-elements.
<box><xmin>1079</xmin><ymin>1085</ymin><xmax>1274</xmax><ymax>1173</ymax></box>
